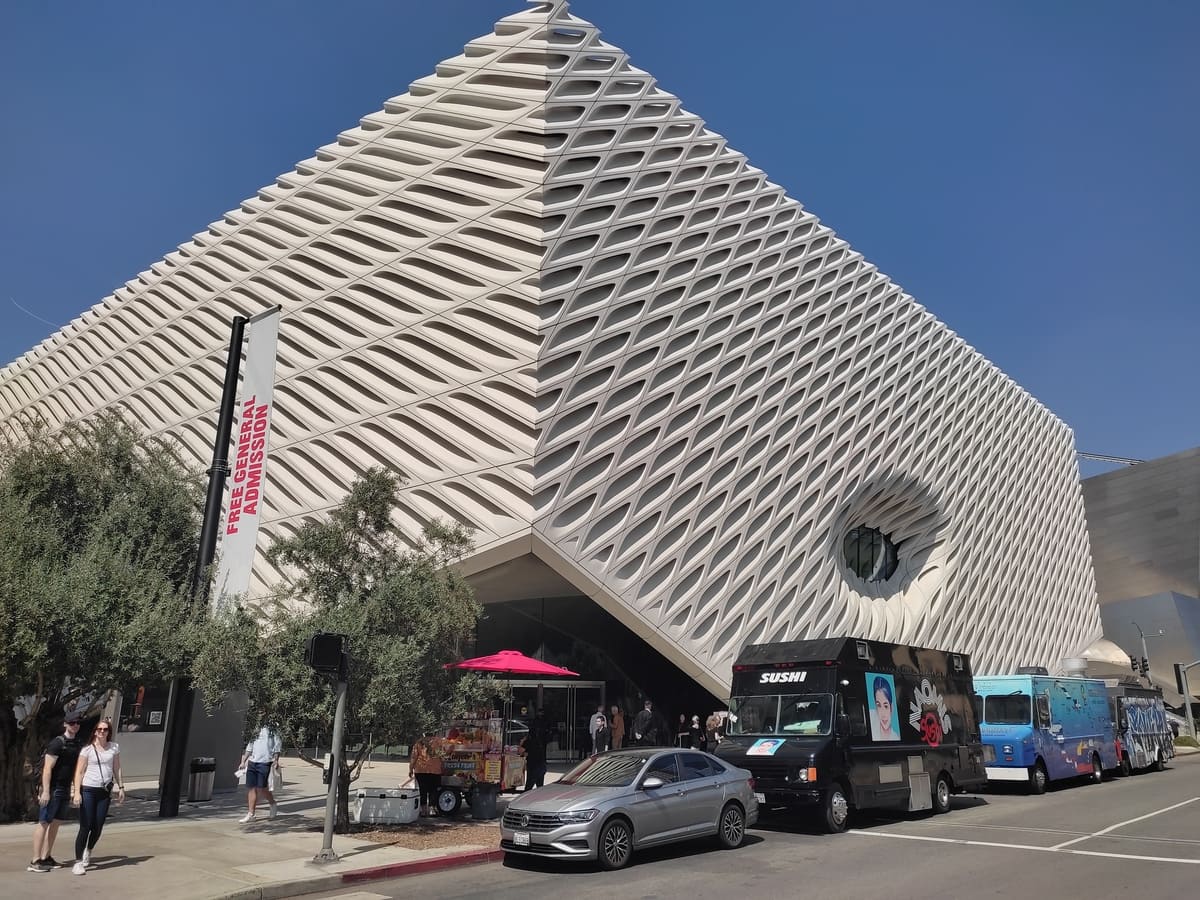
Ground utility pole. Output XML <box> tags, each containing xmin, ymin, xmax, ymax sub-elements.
<box><xmin>1131</xmin><ymin>621</ymin><xmax>1163</xmax><ymax>687</ymax></box>
<box><xmin>1176</xmin><ymin>661</ymin><xmax>1199</xmax><ymax>740</ymax></box>
<box><xmin>306</xmin><ymin>632</ymin><xmax>349</xmax><ymax>863</ymax></box>
<box><xmin>159</xmin><ymin>315</ymin><xmax>247</xmax><ymax>818</ymax></box>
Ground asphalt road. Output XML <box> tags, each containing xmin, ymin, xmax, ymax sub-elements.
<box><xmin>315</xmin><ymin>755</ymin><xmax>1200</xmax><ymax>899</ymax></box>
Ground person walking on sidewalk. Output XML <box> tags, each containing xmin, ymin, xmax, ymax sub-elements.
<box><xmin>70</xmin><ymin>719</ymin><xmax>123</xmax><ymax>875</ymax></box>
<box><xmin>520</xmin><ymin>709</ymin><xmax>549</xmax><ymax>791</ymax></box>
<box><xmin>28</xmin><ymin>709</ymin><xmax>84</xmax><ymax>873</ymax></box>
<box><xmin>236</xmin><ymin>724</ymin><xmax>282</xmax><ymax>824</ymax></box>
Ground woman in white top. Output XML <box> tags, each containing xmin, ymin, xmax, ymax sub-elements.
<box><xmin>70</xmin><ymin>719</ymin><xmax>123</xmax><ymax>875</ymax></box>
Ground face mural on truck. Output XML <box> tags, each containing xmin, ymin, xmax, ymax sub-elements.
<box><xmin>866</xmin><ymin>673</ymin><xmax>901</xmax><ymax>741</ymax></box>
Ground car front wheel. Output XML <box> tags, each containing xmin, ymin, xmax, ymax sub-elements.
<box><xmin>597</xmin><ymin>817</ymin><xmax>633</xmax><ymax>870</ymax></box>
<box><xmin>716</xmin><ymin>802</ymin><xmax>746</xmax><ymax>849</ymax></box>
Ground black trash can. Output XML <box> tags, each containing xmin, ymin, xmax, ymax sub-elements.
<box><xmin>470</xmin><ymin>781</ymin><xmax>500</xmax><ymax>820</ymax></box>
<box><xmin>187</xmin><ymin>757</ymin><xmax>217</xmax><ymax>802</ymax></box>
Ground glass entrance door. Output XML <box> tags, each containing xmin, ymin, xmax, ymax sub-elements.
<box><xmin>509</xmin><ymin>680</ymin><xmax>605</xmax><ymax>763</ymax></box>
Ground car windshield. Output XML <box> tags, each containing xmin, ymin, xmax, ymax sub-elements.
<box><xmin>558</xmin><ymin>754</ymin><xmax>650</xmax><ymax>788</ymax></box>
<box><xmin>728</xmin><ymin>694</ymin><xmax>833</xmax><ymax>735</ymax></box>
<box><xmin>985</xmin><ymin>694</ymin><xmax>1031</xmax><ymax>725</ymax></box>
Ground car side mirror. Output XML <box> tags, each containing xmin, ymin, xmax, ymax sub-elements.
<box><xmin>836</xmin><ymin>714</ymin><xmax>851</xmax><ymax>739</ymax></box>
<box><xmin>641</xmin><ymin>776</ymin><xmax>665</xmax><ymax>790</ymax></box>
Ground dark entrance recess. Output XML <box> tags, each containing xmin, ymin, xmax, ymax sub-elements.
<box><xmin>473</xmin><ymin>595</ymin><xmax>722</xmax><ymax>744</ymax></box>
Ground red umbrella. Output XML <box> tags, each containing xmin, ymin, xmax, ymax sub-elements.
<box><xmin>443</xmin><ymin>649</ymin><xmax>579</xmax><ymax>677</ymax></box>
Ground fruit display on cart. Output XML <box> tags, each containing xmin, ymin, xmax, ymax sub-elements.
<box><xmin>435</xmin><ymin>716</ymin><xmax>526</xmax><ymax>815</ymax></box>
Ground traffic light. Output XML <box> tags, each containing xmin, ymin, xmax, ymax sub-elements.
<box><xmin>1130</xmin><ymin>656</ymin><xmax>1138</xmax><ymax>673</ymax></box>
<box><xmin>1176</xmin><ymin>663</ymin><xmax>1188</xmax><ymax>696</ymax></box>
<box><xmin>1139</xmin><ymin>657</ymin><xmax>1149</xmax><ymax>676</ymax></box>
<box><xmin>305</xmin><ymin>632</ymin><xmax>346</xmax><ymax>674</ymax></box>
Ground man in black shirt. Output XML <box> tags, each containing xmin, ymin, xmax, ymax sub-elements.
<box><xmin>29</xmin><ymin>710</ymin><xmax>83</xmax><ymax>873</ymax></box>
<box><xmin>520</xmin><ymin>710</ymin><xmax>549</xmax><ymax>791</ymax></box>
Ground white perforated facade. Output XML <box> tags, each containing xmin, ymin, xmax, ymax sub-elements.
<box><xmin>0</xmin><ymin>1</ymin><xmax>1100</xmax><ymax>697</ymax></box>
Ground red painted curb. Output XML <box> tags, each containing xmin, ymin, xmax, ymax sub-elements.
<box><xmin>340</xmin><ymin>848</ymin><xmax>504</xmax><ymax>884</ymax></box>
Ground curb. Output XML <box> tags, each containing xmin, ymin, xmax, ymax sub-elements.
<box><xmin>214</xmin><ymin>847</ymin><xmax>503</xmax><ymax>900</ymax></box>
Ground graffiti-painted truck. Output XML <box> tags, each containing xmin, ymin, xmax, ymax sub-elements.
<box><xmin>1106</xmin><ymin>679</ymin><xmax>1174</xmax><ymax>775</ymax></box>
<box><xmin>715</xmin><ymin>637</ymin><xmax>988</xmax><ymax>833</ymax></box>
<box><xmin>974</xmin><ymin>674</ymin><xmax>1118</xmax><ymax>793</ymax></box>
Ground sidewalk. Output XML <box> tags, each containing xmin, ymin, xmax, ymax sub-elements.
<box><xmin>0</xmin><ymin>756</ymin><xmax>572</xmax><ymax>900</ymax></box>
<box><xmin>5</xmin><ymin>747</ymin><xmax>1195</xmax><ymax>900</ymax></box>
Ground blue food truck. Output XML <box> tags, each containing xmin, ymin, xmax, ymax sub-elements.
<box><xmin>973</xmin><ymin>673</ymin><xmax>1118</xmax><ymax>793</ymax></box>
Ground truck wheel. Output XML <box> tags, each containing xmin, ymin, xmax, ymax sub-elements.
<box><xmin>1153</xmin><ymin>749</ymin><xmax>1166</xmax><ymax>772</ymax></box>
<box><xmin>1028</xmin><ymin>761</ymin><xmax>1048</xmax><ymax>795</ymax></box>
<box><xmin>1118</xmin><ymin>754</ymin><xmax>1132</xmax><ymax>777</ymax></box>
<box><xmin>436</xmin><ymin>787</ymin><xmax>461</xmax><ymax>816</ymax></box>
<box><xmin>931</xmin><ymin>773</ymin><xmax>952</xmax><ymax>814</ymax></box>
<box><xmin>1089</xmin><ymin>753</ymin><xmax>1103</xmax><ymax>784</ymax></box>
<box><xmin>821</xmin><ymin>786</ymin><xmax>850</xmax><ymax>833</ymax></box>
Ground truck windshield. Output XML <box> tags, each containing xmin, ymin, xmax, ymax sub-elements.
<box><xmin>984</xmin><ymin>694</ymin><xmax>1031</xmax><ymax>725</ymax></box>
<box><xmin>729</xmin><ymin>694</ymin><xmax>832</xmax><ymax>735</ymax></box>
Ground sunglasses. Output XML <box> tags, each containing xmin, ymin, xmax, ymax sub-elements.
<box><xmin>95</xmin><ymin>727</ymin><xmax>111</xmax><ymax>733</ymax></box>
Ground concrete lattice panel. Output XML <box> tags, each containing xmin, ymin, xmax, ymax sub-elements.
<box><xmin>0</xmin><ymin>1</ymin><xmax>1100</xmax><ymax>696</ymax></box>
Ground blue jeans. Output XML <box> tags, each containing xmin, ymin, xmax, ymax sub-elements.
<box><xmin>76</xmin><ymin>787</ymin><xmax>111</xmax><ymax>859</ymax></box>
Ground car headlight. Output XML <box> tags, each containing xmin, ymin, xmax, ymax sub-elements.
<box><xmin>558</xmin><ymin>809</ymin><xmax>599</xmax><ymax>824</ymax></box>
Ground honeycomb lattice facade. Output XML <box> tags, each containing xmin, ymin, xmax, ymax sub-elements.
<box><xmin>0</xmin><ymin>1</ymin><xmax>1100</xmax><ymax>697</ymax></box>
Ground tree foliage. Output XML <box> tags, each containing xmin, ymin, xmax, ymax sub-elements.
<box><xmin>190</xmin><ymin>468</ymin><xmax>493</xmax><ymax>829</ymax></box>
<box><xmin>0</xmin><ymin>415</ymin><xmax>203</xmax><ymax>821</ymax></box>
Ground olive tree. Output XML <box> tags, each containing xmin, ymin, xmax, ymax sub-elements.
<box><xmin>191</xmin><ymin>468</ymin><xmax>493</xmax><ymax>830</ymax></box>
<box><xmin>0</xmin><ymin>416</ymin><xmax>202</xmax><ymax>822</ymax></box>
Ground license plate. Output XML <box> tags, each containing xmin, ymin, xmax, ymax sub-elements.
<box><xmin>514</xmin><ymin>831</ymin><xmax>530</xmax><ymax>847</ymax></box>
<box><xmin>754</xmin><ymin>792</ymin><xmax>766</xmax><ymax>804</ymax></box>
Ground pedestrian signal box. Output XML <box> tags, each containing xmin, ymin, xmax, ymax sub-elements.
<box><xmin>305</xmin><ymin>632</ymin><xmax>346</xmax><ymax>673</ymax></box>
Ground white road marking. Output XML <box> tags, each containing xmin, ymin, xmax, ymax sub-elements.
<box><xmin>853</xmin><ymin>828</ymin><xmax>1200</xmax><ymax>866</ymax></box>
<box><xmin>1049</xmin><ymin>797</ymin><xmax>1200</xmax><ymax>849</ymax></box>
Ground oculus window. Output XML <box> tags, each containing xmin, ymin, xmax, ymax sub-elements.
<box><xmin>843</xmin><ymin>525</ymin><xmax>898</xmax><ymax>582</ymax></box>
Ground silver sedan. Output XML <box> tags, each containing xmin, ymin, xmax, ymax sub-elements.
<box><xmin>500</xmin><ymin>747</ymin><xmax>758</xmax><ymax>870</ymax></box>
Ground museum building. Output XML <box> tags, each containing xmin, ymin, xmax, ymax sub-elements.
<box><xmin>0</xmin><ymin>1</ymin><xmax>1102</xmax><ymax>714</ymax></box>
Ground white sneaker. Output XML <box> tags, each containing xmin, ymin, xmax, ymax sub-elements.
<box><xmin>81</xmin><ymin>849</ymin><xmax>91</xmax><ymax>868</ymax></box>
<box><xmin>268</xmin><ymin>801</ymin><xmax>278</xmax><ymax>820</ymax></box>
<box><xmin>72</xmin><ymin>862</ymin><xmax>86</xmax><ymax>876</ymax></box>
<box><xmin>237</xmin><ymin>812</ymin><xmax>255</xmax><ymax>824</ymax></box>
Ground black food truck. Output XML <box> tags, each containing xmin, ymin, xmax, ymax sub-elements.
<box><xmin>715</xmin><ymin>636</ymin><xmax>989</xmax><ymax>832</ymax></box>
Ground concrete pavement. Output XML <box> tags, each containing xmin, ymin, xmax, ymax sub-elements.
<box><xmin>4</xmin><ymin>746</ymin><xmax>1194</xmax><ymax>900</ymax></box>
<box><xmin>0</xmin><ymin>755</ymin><xmax>568</xmax><ymax>900</ymax></box>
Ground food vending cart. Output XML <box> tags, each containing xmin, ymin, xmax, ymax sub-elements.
<box><xmin>435</xmin><ymin>716</ymin><xmax>526</xmax><ymax>815</ymax></box>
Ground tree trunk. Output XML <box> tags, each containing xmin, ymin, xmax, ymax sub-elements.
<box><xmin>0</xmin><ymin>705</ymin><xmax>54</xmax><ymax>823</ymax></box>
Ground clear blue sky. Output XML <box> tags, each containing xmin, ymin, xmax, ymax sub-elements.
<box><xmin>1</xmin><ymin>1</ymin><xmax>1196</xmax><ymax>476</ymax></box>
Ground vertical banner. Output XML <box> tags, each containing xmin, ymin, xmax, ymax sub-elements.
<box><xmin>213</xmin><ymin>307</ymin><xmax>281</xmax><ymax>608</ymax></box>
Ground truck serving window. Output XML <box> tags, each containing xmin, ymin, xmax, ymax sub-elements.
<box><xmin>729</xmin><ymin>694</ymin><xmax>832</xmax><ymax>735</ymax></box>
<box><xmin>984</xmin><ymin>694</ymin><xmax>1031</xmax><ymax>725</ymax></box>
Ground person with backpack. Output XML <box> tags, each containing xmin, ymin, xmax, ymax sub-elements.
<box><xmin>28</xmin><ymin>710</ymin><xmax>84</xmax><ymax>873</ymax></box>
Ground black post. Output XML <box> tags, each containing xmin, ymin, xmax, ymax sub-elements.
<box><xmin>159</xmin><ymin>315</ymin><xmax>248</xmax><ymax>818</ymax></box>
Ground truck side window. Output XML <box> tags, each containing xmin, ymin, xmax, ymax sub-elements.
<box><xmin>1034</xmin><ymin>693</ymin><xmax>1051</xmax><ymax>728</ymax></box>
<box><xmin>845</xmin><ymin>697</ymin><xmax>869</xmax><ymax>736</ymax></box>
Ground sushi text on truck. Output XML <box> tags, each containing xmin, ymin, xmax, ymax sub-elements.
<box><xmin>973</xmin><ymin>673</ymin><xmax>1119</xmax><ymax>793</ymax></box>
<box><xmin>715</xmin><ymin>637</ymin><xmax>988</xmax><ymax>833</ymax></box>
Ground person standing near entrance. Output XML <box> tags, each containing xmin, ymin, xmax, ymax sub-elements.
<box><xmin>29</xmin><ymin>710</ymin><xmax>83</xmax><ymax>873</ymax></box>
<box><xmin>588</xmin><ymin>704</ymin><xmax>606</xmax><ymax>753</ymax></box>
<box><xmin>610</xmin><ymin>705</ymin><xmax>625</xmax><ymax>750</ymax></box>
<box><xmin>632</xmin><ymin>699</ymin><xmax>666</xmax><ymax>746</ymax></box>
<box><xmin>520</xmin><ymin>709</ymin><xmax>548</xmax><ymax>791</ymax></box>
